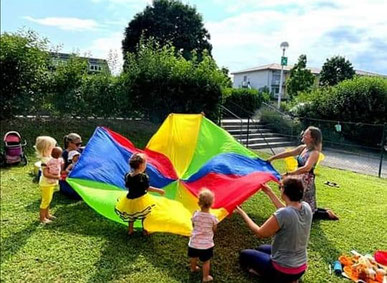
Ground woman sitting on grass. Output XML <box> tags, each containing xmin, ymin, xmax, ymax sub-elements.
<box><xmin>236</xmin><ymin>177</ymin><xmax>312</xmax><ymax>283</ymax></box>
<box><xmin>62</xmin><ymin>133</ymin><xmax>83</xmax><ymax>170</ymax></box>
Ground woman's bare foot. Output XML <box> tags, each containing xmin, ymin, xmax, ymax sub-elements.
<box><xmin>327</xmin><ymin>210</ymin><xmax>339</xmax><ymax>220</ymax></box>
<box><xmin>190</xmin><ymin>265</ymin><xmax>200</xmax><ymax>272</ymax></box>
<box><xmin>142</xmin><ymin>229</ymin><xmax>149</xmax><ymax>236</ymax></box>
<box><xmin>203</xmin><ymin>275</ymin><xmax>213</xmax><ymax>282</ymax></box>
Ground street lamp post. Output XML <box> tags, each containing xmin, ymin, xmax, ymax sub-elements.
<box><xmin>277</xmin><ymin>41</ymin><xmax>289</xmax><ymax>109</ymax></box>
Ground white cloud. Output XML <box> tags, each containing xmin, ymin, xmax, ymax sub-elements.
<box><xmin>23</xmin><ymin>16</ymin><xmax>99</xmax><ymax>31</ymax></box>
<box><xmin>206</xmin><ymin>0</ymin><xmax>387</xmax><ymax>74</ymax></box>
<box><xmin>90</xmin><ymin>0</ymin><xmax>151</xmax><ymax>11</ymax></box>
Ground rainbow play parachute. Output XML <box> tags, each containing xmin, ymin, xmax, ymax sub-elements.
<box><xmin>67</xmin><ymin>114</ymin><xmax>280</xmax><ymax>236</ymax></box>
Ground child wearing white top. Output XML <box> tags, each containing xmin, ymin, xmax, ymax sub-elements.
<box><xmin>188</xmin><ymin>188</ymin><xmax>218</xmax><ymax>282</ymax></box>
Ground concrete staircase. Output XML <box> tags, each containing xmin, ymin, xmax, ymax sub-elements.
<box><xmin>221</xmin><ymin>118</ymin><xmax>295</xmax><ymax>149</ymax></box>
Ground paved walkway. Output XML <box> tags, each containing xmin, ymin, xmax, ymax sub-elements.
<box><xmin>259</xmin><ymin>146</ymin><xmax>386</xmax><ymax>178</ymax></box>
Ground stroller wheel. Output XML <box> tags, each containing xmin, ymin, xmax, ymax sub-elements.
<box><xmin>20</xmin><ymin>155</ymin><xmax>28</xmax><ymax>166</ymax></box>
<box><xmin>0</xmin><ymin>154</ymin><xmax>5</xmax><ymax>167</ymax></box>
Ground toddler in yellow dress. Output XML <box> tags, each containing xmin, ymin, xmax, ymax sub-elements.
<box><xmin>115</xmin><ymin>153</ymin><xmax>165</xmax><ymax>235</ymax></box>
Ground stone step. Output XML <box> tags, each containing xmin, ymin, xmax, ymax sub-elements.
<box><xmin>222</xmin><ymin>124</ymin><xmax>267</xmax><ymax>130</ymax></box>
<box><xmin>239</xmin><ymin>136</ymin><xmax>290</xmax><ymax>144</ymax></box>
<box><xmin>232</xmin><ymin>132</ymin><xmax>288</xmax><ymax>139</ymax></box>
<box><xmin>246</xmin><ymin>141</ymin><xmax>296</xmax><ymax>149</ymax></box>
<box><xmin>227</xmin><ymin>128</ymin><xmax>272</xmax><ymax>134</ymax></box>
<box><xmin>221</xmin><ymin>119</ymin><xmax>258</xmax><ymax>123</ymax></box>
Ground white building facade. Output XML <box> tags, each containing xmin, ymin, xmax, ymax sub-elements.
<box><xmin>231</xmin><ymin>63</ymin><xmax>384</xmax><ymax>98</ymax></box>
<box><xmin>231</xmin><ymin>63</ymin><xmax>319</xmax><ymax>98</ymax></box>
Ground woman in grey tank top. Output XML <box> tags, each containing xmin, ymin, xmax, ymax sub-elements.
<box><xmin>237</xmin><ymin>177</ymin><xmax>313</xmax><ymax>282</ymax></box>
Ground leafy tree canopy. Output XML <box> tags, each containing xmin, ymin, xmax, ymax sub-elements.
<box><xmin>122</xmin><ymin>0</ymin><xmax>212</xmax><ymax>66</ymax></box>
<box><xmin>123</xmin><ymin>40</ymin><xmax>225</xmax><ymax>122</ymax></box>
<box><xmin>286</xmin><ymin>54</ymin><xmax>315</xmax><ymax>99</ymax></box>
<box><xmin>0</xmin><ymin>30</ymin><xmax>50</xmax><ymax>119</ymax></box>
<box><xmin>319</xmin><ymin>55</ymin><xmax>355</xmax><ymax>86</ymax></box>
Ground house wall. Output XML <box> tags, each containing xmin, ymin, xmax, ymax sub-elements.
<box><xmin>232</xmin><ymin>70</ymin><xmax>271</xmax><ymax>89</ymax></box>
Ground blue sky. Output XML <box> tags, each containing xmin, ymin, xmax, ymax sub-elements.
<box><xmin>2</xmin><ymin>0</ymin><xmax>387</xmax><ymax>75</ymax></box>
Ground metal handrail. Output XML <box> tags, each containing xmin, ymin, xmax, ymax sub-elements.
<box><xmin>221</xmin><ymin>104</ymin><xmax>276</xmax><ymax>154</ymax></box>
<box><xmin>220</xmin><ymin>105</ymin><xmax>243</xmax><ymax>120</ymax></box>
<box><xmin>226</xmin><ymin>100</ymin><xmax>255</xmax><ymax>117</ymax></box>
<box><xmin>220</xmin><ymin>105</ymin><xmax>244</xmax><ymax>144</ymax></box>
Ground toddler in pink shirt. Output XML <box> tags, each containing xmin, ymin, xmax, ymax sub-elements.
<box><xmin>46</xmin><ymin>147</ymin><xmax>64</xmax><ymax>184</ymax></box>
<box><xmin>188</xmin><ymin>188</ymin><xmax>218</xmax><ymax>282</ymax></box>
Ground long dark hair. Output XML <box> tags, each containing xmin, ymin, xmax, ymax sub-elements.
<box><xmin>306</xmin><ymin>126</ymin><xmax>322</xmax><ymax>151</ymax></box>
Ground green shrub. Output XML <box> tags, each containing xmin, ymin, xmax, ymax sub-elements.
<box><xmin>48</xmin><ymin>55</ymin><xmax>89</xmax><ymax>117</ymax></box>
<box><xmin>123</xmin><ymin>41</ymin><xmax>226</xmax><ymax>122</ymax></box>
<box><xmin>260</xmin><ymin>108</ymin><xmax>303</xmax><ymax>137</ymax></box>
<box><xmin>0</xmin><ymin>30</ymin><xmax>50</xmax><ymax>119</ymax></box>
<box><xmin>295</xmin><ymin>76</ymin><xmax>387</xmax><ymax>123</ymax></box>
<box><xmin>0</xmin><ymin>117</ymin><xmax>158</xmax><ymax>155</ymax></box>
<box><xmin>222</xmin><ymin>88</ymin><xmax>269</xmax><ymax>117</ymax></box>
<box><xmin>292</xmin><ymin>76</ymin><xmax>387</xmax><ymax>146</ymax></box>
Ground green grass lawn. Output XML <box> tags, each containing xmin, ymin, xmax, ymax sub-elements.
<box><xmin>1</xmin><ymin>142</ymin><xmax>387</xmax><ymax>282</ymax></box>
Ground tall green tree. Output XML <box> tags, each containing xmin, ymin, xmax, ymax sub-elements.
<box><xmin>48</xmin><ymin>55</ymin><xmax>89</xmax><ymax>117</ymax></box>
<box><xmin>123</xmin><ymin>41</ymin><xmax>225</xmax><ymax>122</ymax></box>
<box><xmin>319</xmin><ymin>56</ymin><xmax>355</xmax><ymax>86</ymax></box>
<box><xmin>286</xmin><ymin>54</ymin><xmax>315</xmax><ymax>99</ymax></box>
<box><xmin>0</xmin><ymin>30</ymin><xmax>50</xmax><ymax>119</ymax></box>
<box><xmin>122</xmin><ymin>0</ymin><xmax>212</xmax><ymax>66</ymax></box>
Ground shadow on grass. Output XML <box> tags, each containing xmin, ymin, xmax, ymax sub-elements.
<box><xmin>43</xmin><ymin>200</ymin><xmax>194</xmax><ymax>282</ymax></box>
<box><xmin>309</xmin><ymin>220</ymin><xmax>341</xmax><ymax>263</ymax></box>
<box><xmin>0</xmin><ymin>221</ymin><xmax>39</xmax><ymax>265</ymax></box>
<box><xmin>40</xmin><ymin>199</ymin><xmax>272</xmax><ymax>283</ymax></box>
<box><xmin>24</xmin><ymin>191</ymin><xmax>82</xmax><ymax>213</ymax></box>
<box><xmin>213</xmin><ymin>212</ymin><xmax>271</xmax><ymax>283</ymax></box>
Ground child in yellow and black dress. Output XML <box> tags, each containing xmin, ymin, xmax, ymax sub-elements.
<box><xmin>115</xmin><ymin>153</ymin><xmax>165</xmax><ymax>235</ymax></box>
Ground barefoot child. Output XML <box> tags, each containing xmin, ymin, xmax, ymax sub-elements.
<box><xmin>115</xmin><ymin>153</ymin><xmax>165</xmax><ymax>235</ymax></box>
<box><xmin>188</xmin><ymin>188</ymin><xmax>219</xmax><ymax>282</ymax></box>
<box><xmin>35</xmin><ymin>136</ymin><xmax>60</xmax><ymax>224</ymax></box>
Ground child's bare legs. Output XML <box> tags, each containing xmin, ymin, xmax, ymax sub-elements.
<box><xmin>202</xmin><ymin>260</ymin><xmax>213</xmax><ymax>281</ymax></box>
<box><xmin>45</xmin><ymin>208</ymin><xmax>56</xmax><ymax>220</ymax></box>
<box><xmin>128</xmin><ymin>222</ymin><xmax>134</xmax><ymax>235</ymax></box>
<box><xmin>40</xmin><ymin>208</ymin><xmax>47</xmax><ymax>222</ymax></box>
<box><xmin>142</xmin><ymin>219</ymin><xmax>148</xmax><ymax>236</ymax></box>
<box><xmin>39</xmin><ymin>208</ymin><xmax>52</xmax><ymax>224</ymax></box>
<box><xmin>40</xmin><ymin>186</ymin><xmax>55</xmax><ymax>223</ymax></box>
<box><xmin>190</xmin><ymin>257</ymin><xmax>200</xmax><ymax>272</ymax></box>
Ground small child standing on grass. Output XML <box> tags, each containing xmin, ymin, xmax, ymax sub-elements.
<box><xmin>188</xmin><ymin>188</ymin><xmax>219</xmax><ymax>282</ymax></box>
<box><xmin>115</xmin><ymin>153</ymin><xmax>165</xmax><ymax>236</ymax></box>
<box><xmin>35</xmin><ymin>136</ymin><xmax>60</xmax><ymax>224</ymax></box>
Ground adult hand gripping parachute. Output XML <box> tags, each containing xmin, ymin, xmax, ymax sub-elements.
<box><xmin>67</xmin><ymin>114</ymin><xmax>280</xmax><ymax>236</ymax></box>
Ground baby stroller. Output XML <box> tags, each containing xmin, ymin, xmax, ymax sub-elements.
<box><xmin>0</xmin><ymin>131</ymin><xmax>28</xmax><ymax>167</ymax></box>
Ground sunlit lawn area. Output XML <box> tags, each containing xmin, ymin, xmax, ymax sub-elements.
<box><xmin>1</xmin><ymin>148</ymin><xmax>386</xmax><ymax>282</ymax></box>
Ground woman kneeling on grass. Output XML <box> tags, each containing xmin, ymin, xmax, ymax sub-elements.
<box><xmin>236</xmin><ymin>177</ymin><xmax>312</xmax><ymax>283</ymax></box>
